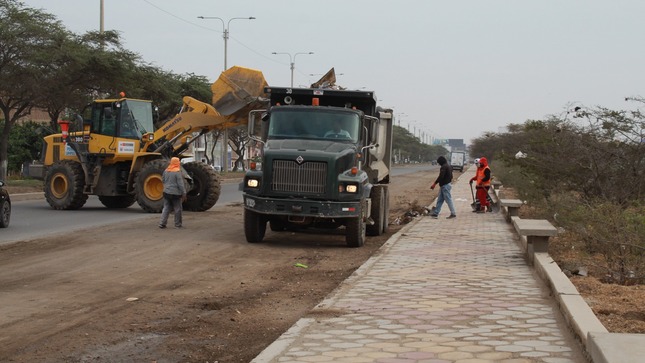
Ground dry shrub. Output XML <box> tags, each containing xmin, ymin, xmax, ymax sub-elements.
<box><xmin>496</xmin><ymin>163</ymin><xmax>645</xmax><ymax>285</ymax></box>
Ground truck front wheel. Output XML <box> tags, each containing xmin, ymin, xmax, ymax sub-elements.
<box><xmin>244</xmin><ymin>209</ymin><xmax>267</xmax><ymax>243</ymax></box>
<box><xmin>346</xmin><ymin>203</ymin><xmax>366</xmax><ymax>248</ymax></box>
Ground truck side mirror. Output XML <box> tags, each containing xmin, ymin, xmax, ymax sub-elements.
<box><xmin>371</xmin><ymin>120</ymin><xmax>379</xmax><ymax>144</ymax></box>
<box><xmin>248</xmin><ymin>109</ymin><xmax>267</xmax><ymax>140</ymax></box>
<box><xmin>364</xmin><ymin>115</ymin><xmax>380</xmax><ymax>145</ymax></box>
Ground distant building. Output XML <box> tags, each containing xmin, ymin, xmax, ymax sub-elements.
<box><xmin>447</xmin><ymin>139</ymin><xmax>466</xmax><ymax>151</ymax></box>
<box><xmin>16</xmin><ymin>108</ymin><xmax>50</xmax><ymax>124</ymax></box>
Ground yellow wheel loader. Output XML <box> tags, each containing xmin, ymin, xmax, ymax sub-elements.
<box><xmin>40</xmin><ymin>66</ymin><xmax>267</xmax><ymax>212</ymax></box>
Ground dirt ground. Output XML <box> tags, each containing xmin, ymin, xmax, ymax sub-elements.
<box><xmin>2</xmin><ymin>169</ymin><xmax>642</xmax><ymax>363</ymax></box>
<box><xmin>0</xmin><ymin>170</ymin><xmax>440</xmax><ymax>363</ymax></box>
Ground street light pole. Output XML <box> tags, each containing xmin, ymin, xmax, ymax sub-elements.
<box><xmin>272</xmin><ymin>51</ymin><xmax>314</xmax><ymax>87</ymax></box>
<box><xmin>197</xmin><ymin>16</ymin><xmax>255</xmax><ymax>70</ymax></box>
<box><xmin>198</xmin><ymin>16</ymin><xmax>255</xmax><ymax>173</ymax></box>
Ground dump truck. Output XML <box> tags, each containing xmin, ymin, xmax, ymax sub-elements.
<box><xmin>242</xmin><ymin>87</ymin><xmax>393</xmax><ymax>247</ymax></box>
<box><xmin>40</xmin><ymin>66</ymin><xmax>267</xmax><ymax>212</ymax></box>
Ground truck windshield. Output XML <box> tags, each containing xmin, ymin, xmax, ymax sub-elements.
<box><xmin>268</xmin><ymin>110</ymin><xmax>360</xmax><ymax>142</ymax></box>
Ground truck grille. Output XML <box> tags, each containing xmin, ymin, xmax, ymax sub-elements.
<box><xmin>272</xmin><ymin>160</ymin><xmax>327</xmax><ymax>194</ymax></box>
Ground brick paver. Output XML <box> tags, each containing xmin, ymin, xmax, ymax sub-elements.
<box><xmin>253</xmin><ymin>175</ymin><xmax>587</xmax><ymax>363</ymax></box>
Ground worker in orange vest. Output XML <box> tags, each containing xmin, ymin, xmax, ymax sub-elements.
<box><xmin>469</xmin><ymin>157</ymin><xmax>492</xmax><ymax>213</ymax></box>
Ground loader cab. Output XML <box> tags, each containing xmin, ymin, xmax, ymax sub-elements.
<box><xmin>89</xmin><ymin>99</ymin><xmax>155</xmax><ymax>139</ymax></box>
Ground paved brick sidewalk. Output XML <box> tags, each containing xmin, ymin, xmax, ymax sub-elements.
<box><xmin>253</xmin><ymin>176</ymin><xmax>587</xmax><ymax>363</ymax></box>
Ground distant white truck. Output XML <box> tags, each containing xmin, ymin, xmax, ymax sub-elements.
<box><xmin>450</xmin><ymin>151</ymin><xmax>466</xmax><ymax>172</ymax></box>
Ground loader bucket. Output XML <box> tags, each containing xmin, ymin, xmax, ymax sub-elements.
<box><xmin>211</xmin><ymin>66</ymin><xmax>268</xmax><ymax>122</ymax></box>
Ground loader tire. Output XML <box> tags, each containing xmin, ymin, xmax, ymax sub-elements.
<box><xmin>44</xmin><ymin>160</ymin><xmax>88</xmax><ymax>210</ymax></box>
<box><xmin>135</xmin><ymin>159</ymin><xmax>167</xmax><ymax>213</ymax></box>
<box><xmin>182</xmin><ymin>162</ymin><xmax>221</xmax><ymax>212</ymax></box>
<box><xmin>244</xmin><ymin>209</ymin><xmax>266</xmax><ymax>243</ymax></box>
<box><xmin>98</xmin><ymin>195</ymin><xmax>136</xmax><ymax>209</ymax></box>
<box><xmin>367</xmin><ymin>186</ymin><xmax>385</xmax><ymax>236</ymax></box>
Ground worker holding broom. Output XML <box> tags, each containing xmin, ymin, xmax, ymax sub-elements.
<box><xmin>470</xmin><ymin>157</ymin><xmax>492</xmax><ymax>213</ymax></box>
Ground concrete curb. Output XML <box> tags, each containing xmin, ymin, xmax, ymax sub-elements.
<box><xmin>9</xmin><ymin>192</ymin><xmax>44</xmax><ymax>202</ymax></box>
<box><xmin>494</xmin><ymin>186</ymin><xmax>644</xmax><ymax>363</ymax></box>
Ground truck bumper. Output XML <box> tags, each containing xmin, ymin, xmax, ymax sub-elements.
<box><xmin>243</xmin><ymin>195</ymin><xmax>361</xmax><ymax>218</ymax></box>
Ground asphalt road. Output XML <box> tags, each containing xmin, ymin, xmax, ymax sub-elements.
<box><xmin>2</xmin><ymin>182</ymin><xmax>243</xmax><ymax>245</ymax></box>
<box><xmin>2</xmin><ymin>164</ymin><xmax>438</xmax><ymax>246</ymax></box>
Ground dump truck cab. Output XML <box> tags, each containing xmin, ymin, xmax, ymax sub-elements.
<box><xmin>243</xmin><ymin>87</ymin><xmax>393</xmax><ymax>247</ymax></box>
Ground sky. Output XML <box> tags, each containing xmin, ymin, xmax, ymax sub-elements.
<box><xmin>19</xmin><ymin>0</ymin><xmax>645</xmax><ymax>144</ymax></box>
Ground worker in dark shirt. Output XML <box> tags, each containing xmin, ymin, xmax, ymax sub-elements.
<box><xmin>430</xmin><ymin>155</ymin><xmax>456</xmax><ymax>219</ymax></box>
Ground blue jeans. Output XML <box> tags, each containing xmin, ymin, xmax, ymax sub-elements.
<box><xmin>435</xmin><ymin>184</ymin><xmax>456</xmax><ymax>216</ymax></box>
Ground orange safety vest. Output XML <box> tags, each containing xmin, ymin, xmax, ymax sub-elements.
<box><xmin>476</xmin><ymin>166</ymin><xmax>491</xmax><ymax>187</ymax></box>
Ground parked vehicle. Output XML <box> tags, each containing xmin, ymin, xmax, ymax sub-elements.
<box><xmin>242</xmin><ymin>86</ymin><xmax>394</xmax><ymax>247</ymax></box>
<box><xmin>450</xmin><ymin>151</ymin><xmax>466</xmax><ymax>172</ymax></box>
<box><xmin>0</xmin><ymin>180</ymin><xmax>10</xmax><ymax>228</ymax></box>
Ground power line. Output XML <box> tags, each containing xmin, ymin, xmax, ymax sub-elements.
<box><xmin>140</xmin><ymin>0</ymin><xmax>284</xmax><ymax>65</ymax></box>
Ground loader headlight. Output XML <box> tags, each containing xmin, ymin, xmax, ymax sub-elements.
<box><xmin>246</xmin><ymin>178</ymin><xmax>260</xmax><ymax>188</ymax></box>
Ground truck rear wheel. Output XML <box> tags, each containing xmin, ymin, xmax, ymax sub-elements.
<box><xmin>98</xmin><ymin>195</ymin><xmax>136</xmax><ymax>209</ymax></box>
<box><xmin>44</xmin><ymin>160</ymin><xmax>88</xmax><ymax>210</ymax></box>
<box><xmin>182</xmin><ymin>162</ymin><xmax>221</xmax><ymax>211</ymax></box>
<box><xmin>367</xmin><ymin>186</ymin><xmax>385</xmax><ymax>236</ymax></box>
<box><xmin>346</xmin><ymin>216</ymin><xmax>366</xmax><ymax>247</ymax></box>
<box><xmin>382</xmin><ymin>187</ymin><xmax>390</xmax><ymax>234</ymax></box>
<box><xmin>244</xmin><ymin>209</ymin><xmax>266</xmax><ymax>243</ymax></box>
<box><xmin>135</xmin><ymin>159</ymin><xmax>167</xmax><ymax>213</ymax></box>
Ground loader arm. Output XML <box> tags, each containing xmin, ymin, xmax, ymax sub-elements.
<box><xmin>143</xmin><ymin>96</ymin><xmax>240</xmax><ymax>155</ymax></box>
<box><xmin>144</xmin><ymin>66</ymin><xmax>269</xmax><ymax>158</ymax></box>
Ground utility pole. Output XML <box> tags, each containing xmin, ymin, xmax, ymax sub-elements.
<box><xmin>99</xmin><ymin>0</ymin><xmax>104</xmax><ymax>34</ymax></box>
<box><xmin>198</xmin><ymin>16</ymin><xmax>255</xmax><ymax>172</ymax></box>
<box><xmin>272</xmin><ymin>52</ymin><xmax>314</xmax><ymax>87</ymax></box>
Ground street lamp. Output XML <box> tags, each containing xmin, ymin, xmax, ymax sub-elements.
<box><xmin>272</xmin><ymin>52</ymin><xmax>314</xmax><ymax>87</ymax></box>
<box><xmin>198</xmin><ymin>16</ymin><xmax>255</xmax><ymax>173</ymax></box>
<box><xmin>197</xmin><ymin>16</ymin><xmax>255</xmax><ymax>70</ymax></box>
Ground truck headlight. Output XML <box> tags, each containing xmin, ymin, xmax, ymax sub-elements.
<box><xmin>246</xmin><ymin>178</ymin><xmax>260</xmax><ymax>188</ymax></box>
<box><xmin>341</xmin><ymin>184</ymin><xmax>358</xmax><ymax>193</ymax></box>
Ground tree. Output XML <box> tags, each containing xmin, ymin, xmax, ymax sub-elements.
<box><xmin>6</xmin><ymin>120</ymin><xmax>43</xmax><ymax>174</ymax></box>
<box><xmin>228</xmin><ymin>126</ymin><xmax>249</xmax><ymax>171</ymax></box>
<box><xmin>37</xmin><ymin>30</ymin><xmax>141</xmax><ymax>131</ymax></box>
<box><xmin>392</xmin><ymin>125</ymin><xmax>447</xmax><ymax>163</ymax></box>
<box><xmin>0</xmin><ymin>0</ymin><xmax>65</xmax><ymax>179</ymax></box>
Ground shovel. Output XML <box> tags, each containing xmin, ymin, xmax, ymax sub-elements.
<box><xmin>469</xmin><ymin>183</ymin><xmax>479</xmax><ymax>211</ymax></box>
